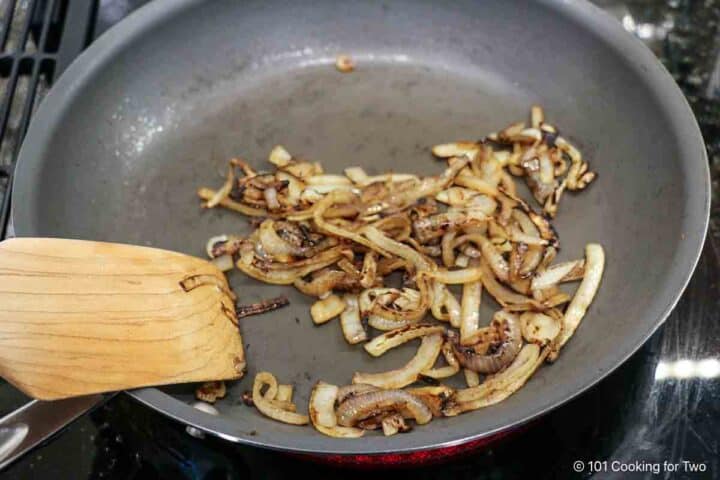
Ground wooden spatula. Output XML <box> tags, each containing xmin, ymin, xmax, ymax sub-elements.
<box><xmin>0</xmin><ymin>237</ymin><xmax>246</xmax><ymax>401</ymax></box>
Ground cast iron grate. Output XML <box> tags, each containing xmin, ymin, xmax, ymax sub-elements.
<box><xmin>0</xmin><ymin>0</ymin><xmax>95</xmax><ymax>238</ymax></box>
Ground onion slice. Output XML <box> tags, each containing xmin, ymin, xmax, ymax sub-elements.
<box><xmin>311</xmin><ymin>294</ymin><xmax>346</xmax><ymax>324</ymax></box>
<box><xmin>549</xmin><ymin>244</ymin><xmax>605</xmax><ymax>360</ymax></box>
<box><xmin>236</xmin><ymin>295</ymin><xmax>289</xmax><ymax>319</ymax></box>
<box><xmin>531</xmin><ymin>259</ymin><xmax>585</xmax><ymax>291</ymax></box>
<box><xmin>309</xmin><ymin>382</ymin><xmax>365</xmax><ymax>438</ymax></box>
<box><xmin>460</xmin><ymin>268</ymin><xmax>483</xmax><ymax>346</ymax></box>
<box><xmin>405</xmin><ymin>385</ymin><xmax>455</xmax><ymax>417</ymax></box>
<box><xmin>198</xmin><ymin>187</ymin><xmax>268</xmax><ymax>217</ymax></box>
<box><xmin>364</xmin><ymin>324</ymin><xmax>445</xmax><ymax>357</ymax></box>
<box><xmin>463</xmin><ymin>369</ymin><xmax>480</xmax><ymax>387</ymax></box>
<box><xmin>252</xmin><ymin>372</ymin><xmax>309</xmax><ymax>425</ymax></box>
<box><xmin>352</xmin><ymin>333</ymin><xmax>443</xmax><ymax>389</ymax></box>
<box><xmin>276</xmin><ymin>384</ymin><xmax>293</xmax><ymax>402</ymax></box>
<box><xmin>203</xmin><ymin>166</ymin><xmax>235</xmax><ymax>208</ymax></box>
<box><xmin>421</xmin><ymin>341</ymin><xmax>460</xmax><ymax>379</ymax></box>
<box><xmin>426</xmin><ymin>266</ymin><xmax>483</xmax><ymax>284</ymax></box>
<box><xmin>451</xmin><ymin>310</ymin><xmax>523</xmax><ymax>373</ymax></box>
<box><xmin>211</xmin><ymin>254</ymin><xmax>234</xmax><ymax>272</ymax></box>
<box><xmin>520</xmin><ymin>312</ymin><xmax>561</xmax><ymax>346</ymax></box>
<box><xmin>445</xmin><ymin>344</ymin><xmax>546</xmax><ymax>415</ymax></box>
<box><xmin>336</xmin><ymin>389</ymin><xmax>433</xmax><ymax>427</ymax></box>
<box><xmin>340</xmin><ymin>294</ymin><xmax>367</xmax><ymax>344</ymax></box>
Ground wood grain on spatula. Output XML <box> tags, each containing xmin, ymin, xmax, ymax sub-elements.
<box><xmin>0</xmin><ymin>238</ymin><xmax>245</xmax><ymax>400</ymax></box>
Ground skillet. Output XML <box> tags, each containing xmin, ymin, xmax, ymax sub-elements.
<box><xmin>10</xmin><ymin>0</ymin><xmax>709</xmax><ymax>455</ymax></box>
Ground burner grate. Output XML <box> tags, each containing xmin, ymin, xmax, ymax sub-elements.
<box><xmin>0</xmin><ymin>0</ymin><xmax>95</xmax><ymax>238</ymax></box>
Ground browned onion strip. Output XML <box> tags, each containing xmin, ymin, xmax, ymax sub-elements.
<box><xmin>436</xmin><ymin>187</ymin><xmax>481</xmax><ymax>207</ymax></box>
<box><xmin>531</xmin><ymin>105</ymin><xmax>544</xmax><ymax>128</ymax></box>
<box><xmin>311</xmin><ymin>295</ymin><xmax>347</xmax><ymax>324</ymax></box>
<box><xmin>370</xmin><ymin>214</ymin><xmax>412</xmax><ymax>241</ymax></box>
<box><xmin>452</xmin><ymin>343</ymin><xmax>542</xmax><ymax>404</ymax></box>
<box><xmin>460</xmin><ymin>264</ymin><xmax>482</xmax><ymax>346</ymax></box>
<box><xmin>336</xmin><ymin>389</ymin><xmax>433</xmax><ymax>427</ymax></box>
<box><xmin>203</xmin><ymin>166</ymin><xmax>235</xmax><ymax>208</ymax></box>
<box><xmin>441</xmin><ymin>231</ymin><xmax>457</xmax><ymax>267</ymax></box>
<box><xmin>211</xmin><ymin>254</ymin><xmax>234</xmax><ymax>272</ymax></box>
<box><xmin>235</xmin><ymin>249</ymin><xmax>345</xmax><ymax>285</ymax></box>
<box><xmin>345</xmin><ymin>166</ymin><xmax>418</xmax><ymax>186</ymax></box>
<box><xmin>313</xmin><ymin>191</ymin><xmax>390</xmax><ymax>256</ymax></box>
<box><xmin>431</xmin><ymin>142</ymin><xmax>479</xmax><ymax>159</ymax></box>
<box><xmin>531</xmin><ymin>259</ymin><xmax>585</xmax><ymax>291</ymax></box>
<box><xmin>269</xmin><ymin>145</ymin><xmax>292</xmax><ymax>167</ymax></box>
<box><xmin>426</xmin><ymin>266</ymin><xmax>483</xmax><ymax>284</ymax></box>
<box><xmin>253</xmin><ymin>372</ymin><xmax>309</xmax><ymax>425</ymax></box>
<box><xmin>364</xmin><ymin>324</ymin><xmax>445</xmax><ymax>357</ymax></box>
<box><xmin>451</xmin><ymin>310</ymin><xmax>522</xmax><ymax>373</ymax></box>
<box><xmin>276</xmin><ymin>384</ymin><xmax>293</xmax><ymax>402</ymax></box>
<box><xmin>463</xmin><ymin>369</ymin><xmax>480</xmax><ymax>387</ymax></box>
<box><xmin>367</xmin><ymin>315</ymin><xmax>412</xmax><ymax>331</ymax></box>
<box><xmin>507</xmin><ymin>226</ymin><xmax>548</xmax><ymax>246</ymax></box>
<box><xmin>294</xmin><ymin>270</ymin><xmax>347</xmax><ymax>297</ymax></box>
<box><xmin>519</xmin><ymin>245</ymin><xmax>544</xmax><ymax>277</ymax></box>
<box><xmin>336</xmin><ymin>384</ymin><xmax>380</xmax><ymax>404</ymax></box>
<box><xmin>236</xmin><ymin>295</ymin><xmax>289</xmax><ymax>319</ymax></box>
<box><xmin>360</xmin><ymin>286</ymin><xmax>426</xmax><ymax>322</ymax></box>
<box><xmin>549</xmin><ymin>244</ymin><xmax>605</xmax><ymax>360</ymax></box>
<box><xmin>377</xmin><ymin>257</ymin><xmax>407</xmax><ymax>275</ymax></box>
<box><xmin>340</xmin><ymin>294</ymin><xmax>367</xmax><ymax>344</ymax></box>
<box><xmin>443</xmin><ymin>286</ymin><xmax>462</xmax><ymax>328</ymax></box>
<box><xmin>336</xmin><ymin>258</ymin><xmax>362</xmax><ymax>277</ymax></box>
<box><xmin>454</xmin><ymin>175</ymin><xmax>500</xmax><ymax>196</ymax></box>
<box><xmin>381</xmin><ymin>414</ymin><xmax>410</xmax><ymax>436</ymax></box>
<box><xmin>262</xmin><ymin>246</ymin><xmax>350</xmax><ymax>271</ymax></box>
<box><xmin>477</xmin><ymin>235</ymin><xmax>510</xmax><ymax>282</ymax></box>
<box><xmin>428</xmin><ymin>283</ymin><xmax>460</xmax><ymax>326</ymax></box>
<box><xmin>352</xmin><ymin>333</ymin><xmax>443</xmax><ymax>389</ymax></box>
<box><xmin>413</xmin><ymin>211</ymin><xmax>488</xmax><ymax>243</ymax></box>
<box><xmin>263</xmin><ymin>186</ymin><xmax>280</xmax><ymax>210</ymax></box>
<box><xmin>511</xmin><ymin>209</ymin><xmax>540</xmax><ymax>237</ymax></box>
<box><xmin>306</xmin><ymin>174</ymin><xmax>352</xmax><ymax>186</ymax></box>
<box><xmin>445</xmin><ymin>344</ymin><xmax>547</xmax><ymax>415</ymax></box>
<box><xmin>520</xmin><ymin>312</ymin><xmax>561</xmax><ymax>346</ymax></box>
<box><xmin>362</xmin><ymin>226</ymin><xmax>435</xmax><ymax>273</ymax></box>
<box><xmin>421</xmin><ymin>341</ymin><xmax>460</xmax><ymax>379</ymax></box>
<box><xmin>258</xmin><ymin>220</ymin><xmax>304</xmax><ymax>258</ymax></box>
<box><xmin>360</xmin><ymin>251</ymin><xmax>378</xmax><ymax>288</ymax></box>
<box><xmin>309</xmin><ymin>382</ymin><xmax>365</xmax><ymax>438</ymax></box>
<box><xmin>195</xmin><ymin>381</ymin><xmax>226</xmax><ymax>403</ymax></box>
<box><xmin>478</xmin><ymin>259</ymin><xmax>541</xmax><ymax>309</ymax></box>
<box><xmin>405</xmin><ymin>385</ymin><xmax>455</xmax><ymax>417</ymax></box>
<box><xmin>198</xmin><ymin>187</ymin><xmax>268</xmax><ymax>217</ymax></box>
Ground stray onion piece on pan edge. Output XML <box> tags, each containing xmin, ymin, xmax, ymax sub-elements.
<box><xmin>196</xmin><ymin>106</ymin><xmax>605</xmax><ymax>437</ymax></box>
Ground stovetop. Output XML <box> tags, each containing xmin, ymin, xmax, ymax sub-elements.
<box><xmin>1</xmin><ymin>1</ymin><xmax>719</xmax><ymax>478</ymax></box>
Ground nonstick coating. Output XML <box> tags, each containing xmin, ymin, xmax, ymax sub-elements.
<box><xmin>11</xmin><ymin>0</ymin><xmax>709</xmax><ymax>454</ymax></box>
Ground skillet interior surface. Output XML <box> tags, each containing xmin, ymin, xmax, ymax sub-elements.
<box><xmin>11</xmin><ymin>0</ymin><xmax>709</xmax><ymax>454</ymax></box>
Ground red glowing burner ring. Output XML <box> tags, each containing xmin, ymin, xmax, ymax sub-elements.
<box><xmin>289</xmin><ymin>427</ymin><xmax>523</xmax><ymax>468</ymax></box>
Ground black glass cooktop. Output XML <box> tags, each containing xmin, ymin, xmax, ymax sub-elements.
<box><xmin>1</xmin><ymin>1</ymin><xmax>718</xmax><ymax>478</ymax></box>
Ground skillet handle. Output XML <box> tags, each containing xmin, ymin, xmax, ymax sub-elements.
<box><xmin>0</xmin><ymin>394</ymin><xmax>107</xmax><ymax>470</ymax></box>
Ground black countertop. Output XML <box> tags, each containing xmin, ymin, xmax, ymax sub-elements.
<box><xmin>1</xmin><ymin>1</ymin><xmax>719</xmax><ymax>478</ymax></box>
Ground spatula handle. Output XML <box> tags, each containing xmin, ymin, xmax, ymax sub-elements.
<box><xmin>0</xmin><ymin>394</ymin><xmax>107</xmax><ymax>470</ymax></box>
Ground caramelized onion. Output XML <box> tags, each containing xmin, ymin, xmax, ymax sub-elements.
<box><xmin>364</xmin><ymin>324</ymin><xmax>445</xmax><ymax>357</ymax></box>
<box><xmin>253</xmin><ymin>372</ymin><xmax>309</xmax><ymax>425</ymax></box>
<box><xmin>336</xmin><ymin>390</ymin><xmax>432</xmax><ymax>427</ymax></box>
<box><xmin>353</xmin><ymin>333</ymin><xmax>443</xmax><ymax>389</ymax></box>
<box><xmin>549</xmin><ymin>244</ymin><xmax>604</xmax><ymax>360</ymax></box>
<box><xmin>451</xmin><ymin>310</ymin><xmax>522</xmax><ymax>373</ymax></box>
<box><xmin>201</xmin><ymin>106</ymin><xmax>604</xmax><ymax>435</ymax></box>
